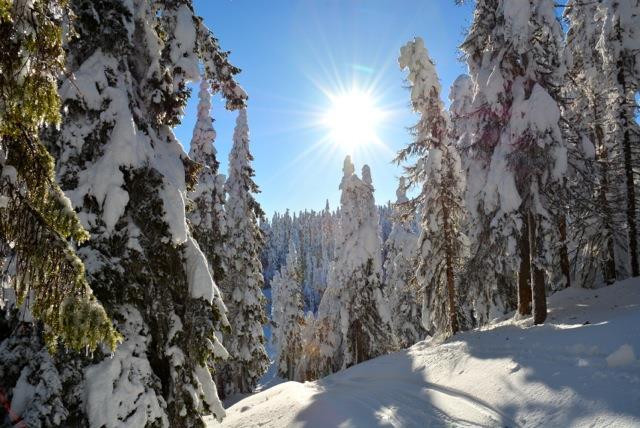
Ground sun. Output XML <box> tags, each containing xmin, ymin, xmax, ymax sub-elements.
<box><xmin>322</xmin><ymin>89</ymin><xmax>384</xmax><ymax>152</ymax></box>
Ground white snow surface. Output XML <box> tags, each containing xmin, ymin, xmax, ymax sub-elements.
<box><xmin>210</xmin><ymin>279</ymin><xmax>640</xmax><ymax>427</ymax></box>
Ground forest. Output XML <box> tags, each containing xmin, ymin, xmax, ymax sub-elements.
<box><xmin>0</xmin><ymin>1</ymin><xmax>639</xmax><ymax>427</ymax></box>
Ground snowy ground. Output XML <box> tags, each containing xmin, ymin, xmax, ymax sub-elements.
<box><xmin>209</xmin><ymin>279</ymin><xmax>640</xmax><ymax>427</ymax></box>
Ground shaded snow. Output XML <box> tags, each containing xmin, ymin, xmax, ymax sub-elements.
<box><xmin>210</xmin><ymin>279</ymin><xmax>640</xmax><ymax>427</ymax></box>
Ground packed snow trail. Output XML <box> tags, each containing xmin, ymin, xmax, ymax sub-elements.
<box><xmin>208</xmin><ymin>279</ymin><xmax>640</xmax><ymax>427</ymax></box>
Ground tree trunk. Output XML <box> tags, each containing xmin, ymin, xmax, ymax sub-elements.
<box><xmin>619</xmin><ymin>63</ymin><xmax>639</xmax><ymax>277</ymax></box>
<box><xmin>623</xmin><ymin>122</ymin><xmax>639</xmax><ymax>277</ymax></box>
<box><xmin>594</xmin><ymin>109</ymin><xmax>617</xmax><ymax>284</ymax></box>
<box><xmin>558</xmin><ymin>214</ymin><xmax>571</xmax><ymax>288</ymax></box>
<box><xmin>529</xmin><ymin>210</ymin><xmax>547</xmax><ymax>324</ymax></box>
<box><xmin>518</xmin><ymin>212</ymin><xmax>532</xmax><ymax>316</ymax></box>
<box><xmin>442</xmin><ymin>195</ymin><xmax>459</xmax><ymax>335</ymax></box>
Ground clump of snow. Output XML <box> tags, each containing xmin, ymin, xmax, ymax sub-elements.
<box><xmin>184</xmin><ymin>236</ymin><xmax>215</xmax><ymax>302</ymax></box>
<box><xmin>84</xmin><ymin>306</ymin><xmax>168</xmax><ymax>427</ymax></box>
<box><xmin>606</xmin><ymin>344</ymin><xmax>637</xmax><ymax>368</ymax></box>
<box><xmin>195</xmin><ymin>365</ymin><xmax>226</xmax><ymax>420</ymax></box>
<box><xmin>398</xmin><ymin>37</ymin><xmax>441</xmax><ymax>110</ymax></box>
<box><xmin>503</xmin><ymin>0</ymin><xmax>531</xmax><ymax>50</ymax></box>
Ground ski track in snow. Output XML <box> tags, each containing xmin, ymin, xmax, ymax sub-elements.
<box><xmin>208</xmin><ymin>279</ymin><xmax>640</xmax><ymax>428</ymax></box>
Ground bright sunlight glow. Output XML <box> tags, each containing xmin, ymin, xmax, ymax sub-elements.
<box><xmin>323</xmin><ymin>90</ymin><xmax>384</xmax><ymax>152</ymax></box>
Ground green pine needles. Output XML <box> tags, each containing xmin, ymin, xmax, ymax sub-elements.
<box><xmin>0</xmin><ymin>0</ymin><xmax>121</xmax><ymax>353</ymax></box>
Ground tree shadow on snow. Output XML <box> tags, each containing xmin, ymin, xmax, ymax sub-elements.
<box><xmin>293</xmin><ymin>291</ymin><xmax>640</xmax><ymax>427</ymax></box>
<box><xmin>293</xmin><ymin>348</ymin><xmax>516</xmax><ymax>427</ymax></box>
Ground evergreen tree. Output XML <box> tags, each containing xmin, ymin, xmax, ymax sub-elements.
<box><xmin>384</xmin><ymin>177</ymin><xmax>425</xmax><ymax>347</ymax></box>
<box><xmin>0</xmin><ymin>0</ymin><xmax>119</xmax><ymax>353</ymax></box>
<box><xmin>28</xmin><ymin>1</ymin><xmax>245</xmax><ymax>426</ymax></box>
<box><xmin>0</xmin><ymin>2</ymin><xmax>119</xmax><ymax>426</ymax></box>
<box><xmin>597</xmin><ymin>0</ymin><xmax>640</xmax><ymax>277</ymax></box>
<box><xmin>188</xmin><ymin>77</ymin><xmax>228</xmax><ymax>284</ymax></box>
<box><xmin>461</xmin><ymin>0</ymin><xmax>568</xmax><ymax>325</ymax></box>
<box><xmin>271</xmin><ymin>239</ymin><xmax>305</xmax><ymax>380</ymax></box>
<box><xmin>316</xmin><ymin>157</ymin><xmax>395</xmax><ymax>373</ymax></box>
<box><xmin>218</xmin><ymin>108</ymin><xmax>269</xmax><ymax>397</ymax></box>
<box><xmin>458</xmin><ymin>0</ymin><xmax>518</xmax><ymax>324</ymax></box>
<box><xmin>563</xmin><ymin>0</ymin><xmax>625</xmax><ymax>287</ymax></box>
<box><xmin>397</xmin><ymin>38</ymin><xmax>467</xmax><ymax>336</ymax></box>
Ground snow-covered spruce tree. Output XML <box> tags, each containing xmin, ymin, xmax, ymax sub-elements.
<box><xmin>383</xmin><ymin>177</ymin><xmax>425</xmax><ymax>347</ymax></box>
<box><xmin>316</xmin><ymin>157</ymin><xmax>395</xmax><ymax>373</ymax></box>
<box><xmin>218</xmin><ymin>108</ymin><xmax>269</xmax><ymax>398</ymax></box>
<box><xmin>262</xmin><ymin>204</ymin><xmax>337</xmax><ymax>314</ymax></box>
<box><xmin>40</xmin><ymin>1</ymin><xmax>247</xmax><ymax>426</ymax></box>
<box><xmin>318</xmin><ymin>200</ymin><xmax>335</xmax><ymax>304</ymax></box>
<box><xmin>294</xmin><ymin>311</ymin><xmax>323</xmax><ymax>381</ymax></box>
<box><xmin>271</xmin><ymin>239</ymin><xmax>305</xmax><ymax>380</ymax></box>
<box><xmin>563</xmin><ymin>0</ymin><xmax>626</xmax><ymax>286</ymax></box>
<box><xmin>461</xmin><ymin>0</ymin><xmax>568</xmax><ymax>325</ymax></box>
<box><xmin>397</xmin><ymin>38</ymin><xmax>467</xmax><ymax>336</ymax></box>
<box><xmin>188</xmin><ymin>77</ymin><xmax>228</xmax><ymax>284</ymax></box>
<box><xmin>597</xmin><ymin>0</ymin><xmax>640</xmax><ymax>278</ymax></box>
<box><xmin>458</xmin><ymin>0</ymin><xmax>517</xmax><ymax>324</ymax></box>
<box><xmin>0</xmin><ymin>3</ymin><xmax>120</xmax><ymax>425</ymax></box>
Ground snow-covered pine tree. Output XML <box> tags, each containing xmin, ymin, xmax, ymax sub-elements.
<box><xmin>0</xmin><ymin>3</ymin><xmax>120</xmax><ymax>425</ymax></box>
<box><xmin>458</xmin><ymin>0</ymin><xmax>518</xmax><ymax>324</ymax></box>
<box><xmin>36</xmin><ymin>1</ymin><xmax>245</xmax><ymax>426</ymax></box>
<box><xmin>462</xmin><ymin>0</ymin><xmax>568</xmax><ymax>325</ymax></box>
<box><xmin>271</xmin><ymin>239</ymin><xmax>305</xmax><ymax>380</ymax></box>
<box><xmin>316</xmin><ymin>157</ymin><xmax>395</xmax><ymax>372</ymax></box>
<box><xmin>597</xmin><ymin>0</ymin><xmax>640</xmax><ymax>278</ymax></box>
<box><xmin>318</xmin><ymin>200</ymin><xmax>335</xmax><ymax>303</ymax></box>
<box><xmin>294</xmin><ymin>312</ymin><xmax>323</xmax><ymax>382</ymax></box>
<box><xmin>397</xmin><ymin>38</ymin><xmax>467</xmax><ymax>336</ymax></box>
<box><xmin>218</xmin><ymin>108</ymin><xmax>269</xmax><ymax>397</ymax></box>
<box><xmin>563</xmin><ymin>0</ymin><xmax>625</xmax><ymax>287</ymax></box>
<box><xmin>188</xmin><ymin>77</ymin><xmax>228</xmax><ymax>284</ymax></box>
<box><xmin>383</xmin><ymin>177</ymin><xmax>425</xmax><ymax>347</ymax></box>
<box><xmin>378</xmin><ymin>203</ymin><xmax>394</xmax><ymax>245</ymax></box>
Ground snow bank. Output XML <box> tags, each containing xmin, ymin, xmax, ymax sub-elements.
<box><xmin>212</xmin><ymin>279</ymin><xmax>640</xmax><ymax>427</ymax></box>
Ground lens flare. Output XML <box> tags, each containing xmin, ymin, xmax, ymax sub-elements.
<box><xmin>323</xmin><ymin>89</ymin><xmax>385</xmax><ymax>152</ymax></box>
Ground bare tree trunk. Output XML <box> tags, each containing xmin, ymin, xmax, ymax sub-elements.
<box><xmin>518</xmin><ymin>212</ymin><xmax>532</xmax><ymax>316</ymax></box>
<box><xmin>529</xmin><ymin>210</ymin><xmax>547</xmax><ymax>324</ymax></box>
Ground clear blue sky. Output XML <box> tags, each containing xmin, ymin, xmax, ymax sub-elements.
<box><xmin>175</xmin><ymin>0</ymin><xmax>475</xmax><ymax>217</ymax></box>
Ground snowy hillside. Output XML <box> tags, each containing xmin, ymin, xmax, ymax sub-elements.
<box><xmin>210</xmin><ymin>280</ymin><xmax>640</xmax><ymax>427</ymax></box>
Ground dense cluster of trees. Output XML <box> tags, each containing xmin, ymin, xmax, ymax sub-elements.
<box><xmin>266</xmin><ymin>0</ymin><xmax>640</xmax><ymax>382</ymax></box>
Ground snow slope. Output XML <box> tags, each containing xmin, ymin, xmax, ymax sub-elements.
<box><xmin>209</xmin><ymin>279</ymin><xmax>640</xmax><ymax>427</ymax></box>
